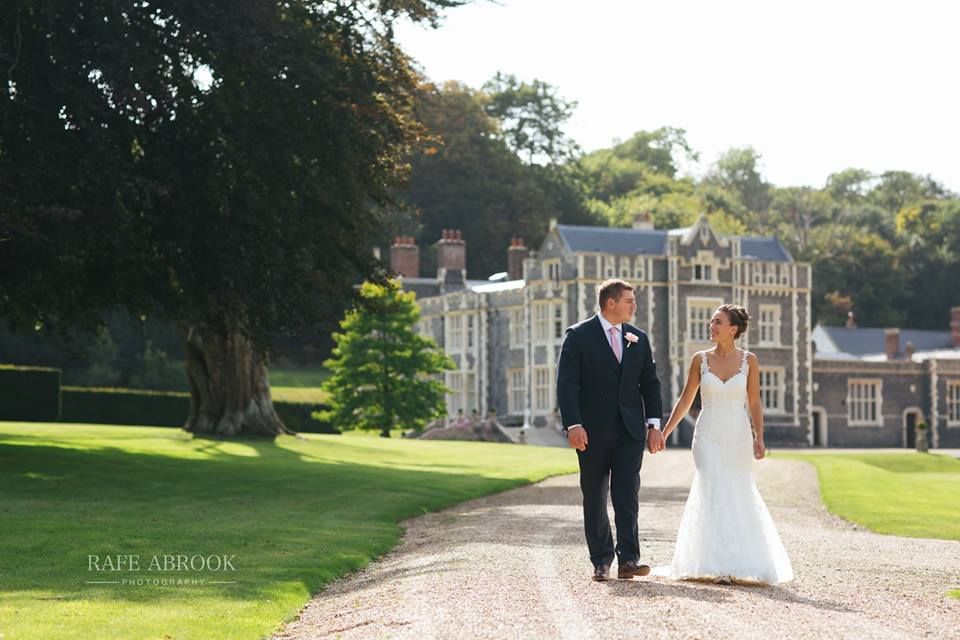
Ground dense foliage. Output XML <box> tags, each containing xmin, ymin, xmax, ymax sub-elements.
<box><xmin>400</xmin><ymin>80</ymin><xmax>959</xmax><ymax>328</ymax></box>
<box><xmin>322</xmin><ymin>281</ymin><xmax>453</xmax><ymax>436</ymax></box>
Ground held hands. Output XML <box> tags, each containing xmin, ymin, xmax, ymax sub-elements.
<box><xmin>567</xmin><ymin>426</ymin><xmax>588</xmax><ymax>452</ymax></box>
<box><xmin>646</xmin><ymin>427</ymin><xmax>665</xmax><ymax>454</ymax></box>
<box><xmin>753</xmin><ymin>439</ymin><xmax>766</xmax><ymax>460</ymax></box>
<box><xmin>569</xmin><ymin>425</ymin><xmax>666</xmax><ymax>454</ymax></box>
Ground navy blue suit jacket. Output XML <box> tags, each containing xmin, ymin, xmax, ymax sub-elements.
<box><xmin>556</xmin><ymin>315</ymin><xmax>663</xmax><ymax>442</ymax></box>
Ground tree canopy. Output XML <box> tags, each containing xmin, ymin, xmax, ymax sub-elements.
<box><xmin>0</xmin><ymin>0</ymin><xmax>467</xmax><ymax>435</ymax></box>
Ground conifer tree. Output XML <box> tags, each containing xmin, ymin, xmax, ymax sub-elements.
<box><xmin>322</xmin><ymin>282</ymin><xmax>453</xmax><ymax>437</ymax></box>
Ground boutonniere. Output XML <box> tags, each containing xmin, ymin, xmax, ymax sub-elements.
<box><xmin>624</xmin><ymin>332</ymin><xmax>639</xmax><ymax>348</ymax></box>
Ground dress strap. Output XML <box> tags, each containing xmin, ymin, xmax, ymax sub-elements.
<box><xmin>699</xmin><ymin>351</ymin><xmax>708</xmax><ymax>377</ymax></box>
<box><xmin>739</xmin><ymin>349</ymin><xmax>749</xmax><ymax>375</ymax></box>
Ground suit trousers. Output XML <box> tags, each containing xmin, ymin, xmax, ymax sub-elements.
<box><xmin>576</xmin><ymin>421</ymin><xmax>645</xmax><ymax>567</ymax></box>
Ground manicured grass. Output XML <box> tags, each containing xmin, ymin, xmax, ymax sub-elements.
<box><xmin>0</xmin><ymin>422</ymin><xmax>577</xmax><ymax>640</ymax></box>
<box><xmin>268</xmin><ymin>366</ymin><xmax>329</xmax><ymax>388</ymax></box>
<box><xmin>777</xmin><ymin>452</ymin><xmax>960</xmax><ymax>541</ymax></box>
<box><xmin>269</xmin><ymin>386</ymin><xmax>329</xmax><ymax>404</ymax></box>
<box><xmin>341</xmin><ymin>427</ymin><xmax>409</xmax><ymax>438</ymax></box>
<box><xmin>949</xmin><ymin>589</ymin><xmax>960</xmax><ymax>600</ymax></box>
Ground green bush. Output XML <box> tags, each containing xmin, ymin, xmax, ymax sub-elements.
<box><xmin>73</xmin><ymin>328</ymin><xmax>122</xmax><ymax>387</ymax></box>
<box><xmin>60</xmin><ymin>385</ymin><xmax>336</xmax><ymax>433</ymax></box>
<box><xmin>128</xmin><ymin>341</ymin><xmax>188</xmax><ymax>391</ymax></box>
<box><xmin>0</xmin><ymin>364</ymin><xmax>62</xmax><ymax>421</ymax></box>
<box><xmin>275</xmin><ymin>401</ymin><xmax>336</xmax><ymax>434</ymax></box>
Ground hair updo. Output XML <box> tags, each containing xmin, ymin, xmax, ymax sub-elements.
<box><xmin>717</xmin><ymin>304</ymin><xmax>750</xmax><ymax>339</ymax></box>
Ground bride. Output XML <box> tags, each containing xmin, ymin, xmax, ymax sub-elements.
<box><xmin>659</xmin><ymin>304</ymin><xmax>793</xmax><ymax>585</ymax></box>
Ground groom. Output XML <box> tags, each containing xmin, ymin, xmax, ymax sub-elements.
<box><xmin>557</xmin><ymin>279</ymin><xmax>664</xmax><ymax>581</ymax></box>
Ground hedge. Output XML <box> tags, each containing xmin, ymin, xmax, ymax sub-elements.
<box><xmin>61</xmin><ymin>386</ymin><xmax>190</xmax><ymax>426</ymax></box>
<box><xmin>0</xmin><ymin>364</ymin><xmax>62</xmax><ymax>421</ymax></box>
<box><xmin>60</xmin><ymin>386</ymin><xmax>335</xmax><ymax>433</ymax></box>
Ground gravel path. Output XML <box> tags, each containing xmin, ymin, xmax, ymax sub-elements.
<box><xmin>274</xmin><ymin>451</ymin><xmax>960</xmax><ymax>640</ymax></box>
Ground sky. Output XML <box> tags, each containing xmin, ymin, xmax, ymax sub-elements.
<box><xmin>395</xmin><ymin>0</ymin><xmax>960</xmax><ymax>193</ymax></box>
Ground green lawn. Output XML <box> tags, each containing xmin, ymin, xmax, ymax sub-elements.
<box><xmin>0</xmin><ymin>422</ymin><xmax>577</xmax><ymax>640</ymax></box>
<box><xmin>268</xmin><ymin>366</ymin><xmax>329</xmax><ymax>388</ymax></box>
<box><xmin>949</xmin><ymin>589</ymin><xmax>960</xmax><ymax>600</ymax></box>
<box><xmin>268</xmin><ymin>365</ymin><xmax>330</xmax><ymax>404</ymax></box>
<box><xmin>777</xmin><ymin>452</ymin><xmax>960</xmax><ymax>541</ymax></box>
<box><xmin>269</xmin><ymin>386</ymin><xmax>329</xmax><ymax>404</ymax></box>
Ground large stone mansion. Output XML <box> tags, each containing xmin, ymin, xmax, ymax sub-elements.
<box><xmin>392</xmin><ymin>215</ymin><xmax>960</xmax><ymax>448</ymax></box>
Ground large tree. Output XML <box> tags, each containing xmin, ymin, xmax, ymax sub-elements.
<box><xmin>0</xmin><ymin>0</ymin><xmax>464</xmax><ymax>436</ymax></box>
<box><xmin>482</xmin><ymin>72</ymin><xmax>579</xmax><ymax>165</ymax></box>
<box><xmin>703</xmin><ymin>146</ymin><xmax>772</xmax><ymax>215</ymax></box>
<box><xmin>402</xmin><ymin>80</ymin><xmax>592</xmax><ymax>279</ymax></box>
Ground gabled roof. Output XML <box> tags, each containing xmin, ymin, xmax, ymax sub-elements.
<box><xmin>556</xmin><ymin>225</ymin><xmax>668</xmax><ymax>255</ymax></box>
<box><xmin>813</xmin><ymin>325</ymin><xmax>954</xmax><ymax>357</ymax></box>
<box><xmin>555</xmin><ymin>223</ymin><xmax>793</xmax><ymax>262</ymax></box>
<box><xmin>739</xmin><ymin>237</ymin><xmax>792</xmax><ymax>262</ymax></box>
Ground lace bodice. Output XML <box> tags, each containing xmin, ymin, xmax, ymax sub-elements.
<box><xmin>699</xmin><ymin>349</ymin><xmax>749</xmax><ymax>407</ymax></box>
<box><xmin>696</xmin><ymin>349</ymin><xmax>751</xmax><ymax>443</ymax></box>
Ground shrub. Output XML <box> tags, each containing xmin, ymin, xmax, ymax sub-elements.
<box><xmin>0</xmin><ymin>364</ymin><xmax>61</xmax><ymax>421</ymax></box>
<box><xmin>73</xmin><ymin>328</ymin><xmax>122</xmax><ymax>387</ymax></box>
<box><xmin>275</xmin><ymin>402</ymin><xmax>337</xmax><ymax>434</ymax></box>
<box><xmin>128</xmin><ymin>341</ymin><xmax>188</xmax><ymax>391</ymax></box>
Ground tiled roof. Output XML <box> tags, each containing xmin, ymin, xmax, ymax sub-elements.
<box><xmin>738</xmin><ymin>237</ymin><xmax>792</xmax><ymax>262</ymax></box>
<box><xmin>814</xmin><ymin>325</ymin><xmax>954</xmax><ymax>357</ymax></box>
<box><xmin>556</xmin><ymin>225</ymin><xmax>668</xmax><ymax>255</ymax></box>
<box><xmin>555</xmin><ymin>224</ymin><xmax>793</xmax><ymax>262</ymax></box>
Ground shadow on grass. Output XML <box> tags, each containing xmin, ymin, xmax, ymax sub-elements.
<box><xmin>0</xmin><ymin>433</ymin><xmax>565</xmax><ymax>607</ymax></box>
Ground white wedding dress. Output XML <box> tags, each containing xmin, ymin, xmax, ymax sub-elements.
<box><xmin>660</xmin><ymin>350</ymin><xmax>794</xmax><ymax>585</ymax></box>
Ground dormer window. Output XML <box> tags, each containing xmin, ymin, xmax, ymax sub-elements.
<box><xmin>544</xmin><ymin>260</ymin><xmax>561</xmax><ymax>282</ymax></box>
<box><xmin>693</xmin><ymin>263</ymin><xmax>713</xmax><ymax>282</ymax></box>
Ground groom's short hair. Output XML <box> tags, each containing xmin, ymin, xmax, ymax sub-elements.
<box><xmin>598</xmin><ymin>279</ymin><xmax>633</xmax><ymax>308</ymax></box>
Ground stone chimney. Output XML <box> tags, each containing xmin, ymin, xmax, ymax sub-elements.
<box><xmin>846</xmin><ymin>311</ymin><xmax>857</xmax><ymax>328</ymax></box>
<box><xmin>952</xmin><ymin>306</ymin><xmax>960</xmax><ymax>348</ymax></box>
<box><xmin>905</xmin><ymin>341</ymin><xmax>916</xmax><ymax>361</ymax></box>
<box><xmin>436</xmin><ymin>229</ymin><xmax>466</xmax><ymax>290</ymax></box>
<box><xmin>632</xmin><ymin>211</ymin><xmax>655</xmax><ymax>230</ymax></box>
<box><xmin>389</xmin><ymin>236</ymin><xmax>419</xmax><ymax>278</ymax></box>
<box><xmin>884</xmin><ymin>328</ymin><xmax>900</xmax><ymax>360</ymax></box>
<box><xmin>507</xmin><ymin>237</ymin><xmax>529</xmax><ymax>281</ymax></box>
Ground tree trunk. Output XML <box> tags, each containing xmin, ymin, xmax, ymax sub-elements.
<box><xmin>181</xmin><ymin>326</ymin><xmax>291</xmax><ymax>437</ymax></box>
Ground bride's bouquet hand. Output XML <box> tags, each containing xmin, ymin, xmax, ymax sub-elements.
<box><xmin>753</xmin><ymin>439</ymin><xmax>766</xmax><ymax>460</ymax></box>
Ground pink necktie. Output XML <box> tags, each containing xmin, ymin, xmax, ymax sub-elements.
<box><xmin>609</xmin><ymin>326</ymin><xmax>622</xmax><ymax>363</ymax></box>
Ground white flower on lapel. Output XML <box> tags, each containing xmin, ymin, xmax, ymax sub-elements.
<box><xmin>624</xmin><ymin>332</ymin><xmax>639</xmax><ymax>348</ymax></box>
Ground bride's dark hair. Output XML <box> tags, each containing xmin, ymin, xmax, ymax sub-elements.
<box><xmin>717</xmin><ymin>304</ymin><xmax>749</xmax><ymax>338</ymax></box>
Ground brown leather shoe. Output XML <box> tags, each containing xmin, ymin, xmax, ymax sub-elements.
<box><xmin>617</xmin><ymin>560</ymin><xmax>651</xmax><ymax>579</ymax></box>
<box><xmin>592</xmin><ymin>564</ymin><xmax>610</xmax><ymax>582</ymax></box>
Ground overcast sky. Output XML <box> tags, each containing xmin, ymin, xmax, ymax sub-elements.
<box><xmin>395</xmin><ymin>0</ymin><xmax>960</xmax><ymax>192</ymax></box>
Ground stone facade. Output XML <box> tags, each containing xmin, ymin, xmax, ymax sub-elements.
<box><xmin>397</xmin><ymin>218</ymin><xmax>960</xmax><ymax>448</ymax></box>
<box><xmin>401</xmin><ymin>216</ymin><xmax>813</xmax><ymax>446</ymax></box>
<box><xmin>811</xmin><ymin>323</ymin><xmax>960</xmax><ymax>448</ymax></box>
